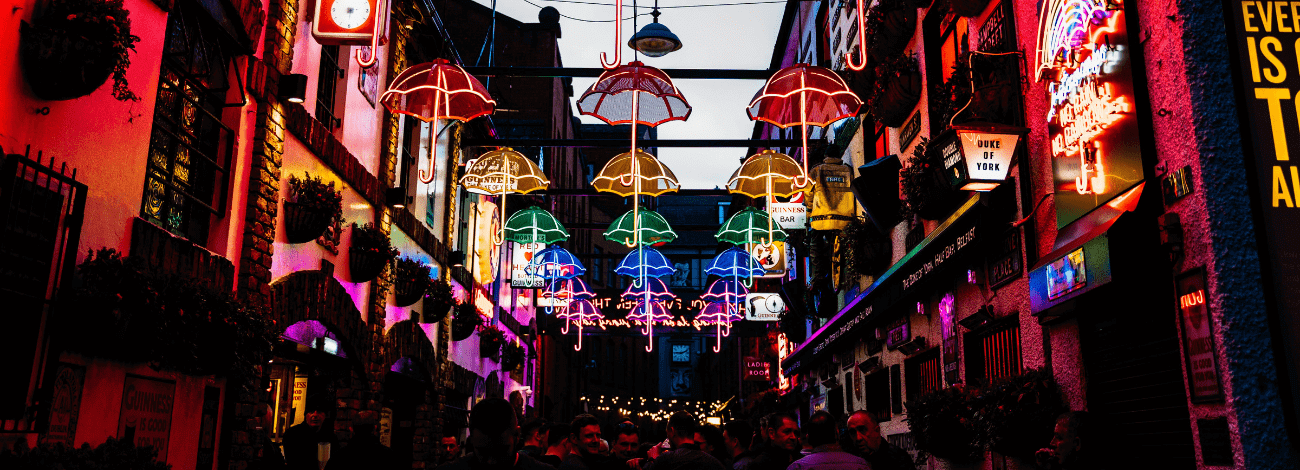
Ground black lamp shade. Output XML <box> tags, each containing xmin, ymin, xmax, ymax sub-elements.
<box><xmin>450</xmin><ymin>250</ymin><xmax>466</xmax><ymax>268</ymax></box>
<box><xmin>629</xmin><ymin>22</ymin><xmax>682</xmax><ymax>57</ymax></box>
<box><xmin>279</xmin><ymin>74</ymin><xmax>308</xmax><ymax>103</ymax></box>
<box><xmin>385</xmin><ymin>187</ymin><xmax>410</xmax><ymax>208</ymax></box>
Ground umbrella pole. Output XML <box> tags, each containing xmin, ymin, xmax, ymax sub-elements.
<box><xmin>420</xmin><ymin>92</ymin><xmax>442</xmax><ymax>184</ymax></box>
<box><xmin>799</xmin><ymin>83</ymin><xmax>810</xmax><ymax>187</ymax></box>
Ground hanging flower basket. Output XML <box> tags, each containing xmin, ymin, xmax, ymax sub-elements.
<box><xmin>950</xmin><ymin>0</ymin><xmax>992</xmax><ymax>17</ymax></box>
<box><xmin>283</xmin><ymin>173</ymin><xmax>343</xmax><ymax>244</ymax></box>
<box><xmin>18</xmin><ymin>0</ymin><xmax>140</xmax><ymax>102</ymax></box>
<box><xmin>393</xmin><ymin>257</ymin><xmax>432</xmax><ymax>307</ymax></box>
<box><xmin>869</xmin><ymin>55</ymin><xmax>922</xmax><ymax>128</ymax></box>
<box><xmin>451</xmin><ymin>304</ymin><xmax>481</xmax><ymax>341</ymax></box>
<box><xmin>478</xmin><ymin>325</ymin><xmax>506</xmax><ymax>359</ymax></box>
<box><xmin>348</xmin><ymin>223</ymin><xmax>397</xmax><ymax>282</ymax></box>
<box><xmin>901</xmin><ymin>138</ymin><xmax>958</xmax><ymax>220</ymax></box>
<box><xmin>865</xmin><ymin>5</ymin><xmax>917</xmax><ymax>63</ymax></box>
<box><xmin>500</xmin><ymin>342</ymin><xmax>525</xmax><ymax>372</ymax></box>
<box><xmin>423</xmin><ymin>279</ymin><xmax>455</xmax><ymax>323</ymax></box>
<box><xmin>906</xmin><ymin>385</ymin><xmax>984</xmax><ymax>464</ymax></box>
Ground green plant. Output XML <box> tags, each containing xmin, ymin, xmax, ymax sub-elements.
<box><xmin>286</xmin><ymin>173</ymin><xmax>344</xmax><ymax>221</ymax></box>
<box><xmin>906</xmin><ymin>384</ymin><xmax>984</xmax><ymax>464</ymax></box>
<box><xmin>929</xmin><ymin>53</ymin><xmax>974</xmax><ymax>133</ymax></box>
<box><xmin>866</xmin><ymin>54</ymin><xmax>921</xmax><ymax>123</ymax></box>
<box><xmin>863</xmin><ymin>0</ymin><xmax>920</xmax><ymax>61</ymax></box>
<box><xmin>975</xmin><ymin>369</ymin><xmax>1067</xmax><ymax>458</ymax></box>
<box><xmin>350</xmin><ymin>223</ymin><xmax>398</xmax><ymax>257</ymax></box>
<box><xmin>424</xmin><ymin>278</ymin><xmax>455</xmax><ymax>322</ymax></box>
<box><xmin>0</xmin><ymin>438</ymin><xmax>172</xmax><ymax>470</ymax></box>
<box><xmin>63</xmin><ymin>249</ymin><xmax>277</xmax><ymax>394</ymax></box>
<box><xmin>899</xmin><ymin>138</ymin><xmax>954</xmax><ymax>219</ymax></box>
<box><xmin>500</xmin><ymin>341</ymin><xmax>526</xmax><ymax>372</ymax></box>
<box><xmin>838</xmin><ymin>218</ymin><xmax>890</xmax><ymax>278</ymax></box>
<box><xmin>31</xmin><ymin>0</ymin><xmax>141</xmax><ymax>101</ymax></box>
<box><xmin>451</xmin><ymin>303</ymin><xmax>482</xmax><ymax>341</ymax></box>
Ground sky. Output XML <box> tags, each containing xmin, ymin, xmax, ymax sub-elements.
<box><xmin>467</xmin><ymin>0</ymin><xmax>789</xmax><ymax>189</ymax></box>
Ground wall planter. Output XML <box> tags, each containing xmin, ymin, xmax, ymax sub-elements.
<box><xmin>901</xmin><ymin>138</ymin><xmax>959</xmax><ymax>220</ymax></box>
<box><xmin>906</xmin><ymin>385</ymin><xmax>984</xmax><ymax>464</ymax></box>
<box><xmin>451</xmin><ymin>304</ymin><xmax>481</xmax><ymax>341</ymax></box>
<box><xmin>478</xmin><ymin>325</ymin><xmax>505</xmax><ymax>359</ymax></box>
<box><xmin>950</xmin><ymin>0</ymin><xmax>991</xmax><ymax>17</ymax></box>
<box><xmin>348</xmin><ymin>223</ymin><xmax>397</xmax><ymax>282</ymax></box>
<box><xmin>393</xmin><ymin>257</ymin><xmax>432</xmax><ymax>307</ymax></box>
<box><xmin>18</xmin><ymin>0</ymin><xmax>140</xmax><ymax>102</ymax></box>
<box><xmin>500</xmin><ymin>342</ymin><xmax>525</xmax><ymax>372</ymax></box>
<box><xmin>283</xmin><ymin>173</ymin><xmax>343</xmax><ymax>244</ymax></box>
<box><xmin>868</xmin><ymin>55</ymin><xmax>922</xmax><ymax>128</ymax></box>
<box><xmin>423</xmin><ymin>279</ymin><xmax>454</xmax><ymax>323</ymax></box>
<box><xmin>866</xmin><ymin>7</ymin><xmax>917</xmax><ymax>63</ymax></box>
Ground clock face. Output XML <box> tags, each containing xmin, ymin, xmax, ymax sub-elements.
<box><xmin>331</xmin><ymin>0</ymin><xmax>371</xmax><ymax>30</ymax></box>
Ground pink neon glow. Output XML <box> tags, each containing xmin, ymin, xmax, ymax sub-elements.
<box><xmin>282</xmin><ymin>320</ymin><xmax>348</xmax><ymax>358</ymax></box>
<box><xmin>622</xmin><ymin>277</ymin><xmax>678</xmax><ymax>301</ymax></box>
<box><xmin>844</xmin><ymin>0</ymin><xmax>869</xmax><ymax>71</ymax></box>
<box><xmin>1036</xmin><ymin>0</ymin><xmax>1121</xmax><ymax>74</ymax></box>
<box><xmin>382</xmin><ymin>59</ymin><xmax>496</xmax><ymax>183</ymax></box>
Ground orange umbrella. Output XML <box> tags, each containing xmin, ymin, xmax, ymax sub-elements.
<box><xmin>381</xmin><ymin>59</ymin><xmax>496</xmax><ymax>183</ymax></box>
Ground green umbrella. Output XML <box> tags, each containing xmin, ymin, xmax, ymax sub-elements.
<box><xmin>715</xmin><ymin>206</ymin><xmax>788</xmax><ymax>245</ymax></box>
<box><xmin>604</xmin><ymin>209</ymin><xmax>677</xmax><ymax>246</ymax></box>
<box><xmin>504</xmin><ymin>206</ymin><xmax>571</xmax><ymax>244</ymax></box>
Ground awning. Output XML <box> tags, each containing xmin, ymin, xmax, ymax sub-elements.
<box><xmin>1028</xmin><ymin>183</ymin><xmax>1144</xmax><ymax>316</ymax></box>
<box><xmin>781</xmin><ymin>193</ymin><xmax>987</xmax><ymax>375</ymax></box>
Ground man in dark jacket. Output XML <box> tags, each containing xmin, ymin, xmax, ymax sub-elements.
<box><xmin>325</xmin><ymin>410</ymin><xmax>396</xmax><ymax>470</ymax></box>
<box><xmin>745</xmin><ymin>413</ymin><xmax>799</xmax><ymax>470</ymax></box>
<box><xmin>284</xmin><ymin>401</ymin><xmax>338</xmax><ymax>470</ymax></box>
<box><xmin>436</xmin><ymin>398</ymin><xmax>553</xmax><ymax>470</ymax></box>
<box><xmin>844</xmin><ymin>411</ymin><xmax>915</xmax><ymax>470</ymax></box>
<box><xmin>519</xmin><ymin>419</ymin><xmax>549</xmax><ymax>459</ymax></box>
<box><xmin>645</xmin><ymin>412</ymin><xmax>726</xmax><ymax>470</ymax></box>
<box><xmin>722</xmin><ymin>420</ymin><xmax>756</xmax><ymax>470</ymax></box>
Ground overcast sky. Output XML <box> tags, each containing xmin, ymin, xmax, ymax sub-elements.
<box><xmin>468</xmin><ymin>0</ymin><xmax>788</xmax><ymax>188</ymax></box>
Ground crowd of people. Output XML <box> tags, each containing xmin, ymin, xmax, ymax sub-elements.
<box><xmin>256</xmin><ymin>398</ymin><xmax>1094</xmax><ymax>470</ymax></box>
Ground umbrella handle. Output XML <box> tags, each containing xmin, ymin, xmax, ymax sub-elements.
<box><xmin>420</xmin><ymin>94</ymin><xmax>442</xmax><ymax>184</ymax></box>
<box><xmin>845</xmin><ymin>0</ymin><xmax>868</xmax><ymax>71</ymax></box>
<box><xmin>574</xmin><ymin>320</ymin><xmax>584</xmax><ymax>351</ymax></box>
<box><xmin>355</xmin><ymin>0</ymin><xmax>388</xmax><ymax>68</ymax></box>
<box><xmin>600</xmin><ymin>0</ymin><xmax>624</xmax><ymax>69</ymax></box>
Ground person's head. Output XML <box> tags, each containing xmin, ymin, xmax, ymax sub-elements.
<box><xmin>305</xmin><ymin>401</ymin><xmax>329</xmax><ymax>428</ymax></box>
<box><xmin>441</xmin><ymin>435</ymin><xmax>461</xmax><ymax>460</ymax></box>
<box><xmin>695</xmin><ymin>424</ymin><xmax>725</xmax><ymax>456</ymax></box>
<box><xmin>666</xmin><ymin>411</ymin><xmax>698</xmax><ymax>445</ymax></box>
<box><xmin>803</xmin><ymin>411</ymin><xmax>838</xmax><ymax>448</ymax></box>
<box><xmin>765</xmin><ymin>413</ymin><xmax>800</xmax><ymax>452</ymax></box>
<box><xmin>1050</xmin><ymin>411</ymin><xmax>1092</xmax><ymax>468</ymax></box>
<box><xmin>570</xmin><ymin>414</ymin><xmax>603</xmax><ymax>457</ymax></box>
<box><xmin>599</xmin><ymin>439</ymin><xmax>611</xmax><ymax>456</ymax></box>
<box><xmin>722</xmin><ymin>420</ymin><xmax>754</xmax><ymax>457</ymax></box>
<box><xmin>846</xmin><ymin>411</ymin><xmax>882</xmax><ymax>455</ymax></box>
<box><xmin>352</xmin><ymin>410</ymin><xmax>378</xmax><ymax>437</ymax></box>
<box><xmin>613</xmin><ymin>422</ymin><xmax>640</xmax><ymax>460</ymax></box>
<box><xmin>521</xmin><ymin>419</ymin><xmax>548</xmax><ymax>447</ymax></box>
<box><xmin>467</xmin><ymin>398</ymin><xmax>521</xmax><ymax>466</ymax></box>
<box><xmin>546</xmin><ymin>423</ymin><xmax>571</xmax><ymax>455</ymax></box>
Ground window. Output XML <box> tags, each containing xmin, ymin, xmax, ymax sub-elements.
<box><xmin>142</xmin><ymin>2</ymin><xmax>236</xmax><ymax>243</ymax></box>
<box><xmin>593</xmin><ymin>246</ymin><xmax>604</xmax><ymax>284</ymax></box>
<box><xmin>965</xmin><ymin>321</ymin><xmax>1023</xmax><ymax>386</ymax></box>
<box><xmin>717</xmin><ymin>202</ymin><xmax>730</xmax><ymax>224</ymax></box>
<box><xmin>905</xmin><ymin>348</ymin><xmax>942</xmax><ymax>399</ymax></box>
<box><xmin>863</xmin><ymin>369</ymin><xmax>891</xmax><ymax>422</ymax></box>
<box><xmin>316</xmin><ymin>45</ymin><xmax>344</xmax><ymax>129</ymax></box>
<box><xmin>872</xmin><ymin>121</ymin><xmax>890</xmax><ymax>160</ymax></box>
<box><xmin>924</xmin><ymin>12</ymin><xmax>970</xmax><ymax>131</ymax></box>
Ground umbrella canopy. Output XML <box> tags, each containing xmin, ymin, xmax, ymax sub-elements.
<box><xmin>504</xmin><ymin>206</ymin><xmax>570</xmax><ymax>244</ymax></box>
<box><xmin>746</xmin><ymin>64</ymin><xmax>862</xmax><ymax>128</ymax></box>
<box><xmin>701</xmin><ymin>278</ymin><xmax>749</xmax><ymax>303</ymax></box>
<box><xmin>542</xmin><ymin>278</ymin><xmax>596</xmax><ymax>301</ymax></box>
<box><xmin>579</xmin><ymin>62</ymin><xmax>692</xmax><ymax>127</ymax></box>
<box><xmin>381</xmin><ymin>59</ymin><xmax>496</xmax><ymax>184</ymax></box>
<box><xmin>697</xmin><ymin>301</ymin><xmax>744</xmax><ymax>323</ymax></box>
<box><xmin>526</xmin><ymin>245</ymin><xmax>586</xmax><ymax>279</ymax></box>
<box><xmin>615</xmin><ymin>247</ymin><xmax>676</xmax><ymax>278</ymax></box>
<box><xmin>460</xmin><ymin>149</ymin><xmax>550</xmax><ymax>195</ymax></box>
<box><xmin>706</xmin><ymin>247</ymin><xmax>766</xmax><ymax>278</ymax></box>
<box><xmin>626</xmin><ymin>300</ymin><xmax>673</xmax><ymax>324</ymax></box>
<box><xmin>715</xmin><ymin>206</ymin><xmax>789</xmax><ymax>245</ymax></box>
<box><xmin>727</xmin><ymin>150</ymin><xmax>809</xmax><ymax>199</ymax></box>
<box><xmin>605</xmin><ymin>209</ymin><xmax>677</xmax><ymax>246</ymax></box>
<box><xmin>622</xmin><ymin>277</ymin><xmax>677</xmax><ymax>302</ymax></box>
<box><xmin>592</xmin><ymin>149</ymin><xmax>681</xmax><ymax>197</ymax></box>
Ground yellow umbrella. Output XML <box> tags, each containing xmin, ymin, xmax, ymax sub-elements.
<box><xmin>592</xmin><ymin>149</ymin><xmax>681</xmax><ymax>197</ymax></box>
<box><xmin>727</xmin><ymin>150</ymin><xmax>809</xmax><ymax>199</ymax></box>
<box><xmin>459</xmin><ymin>148</ymin><xmax>550</xmax><ymax>245</ymax></box>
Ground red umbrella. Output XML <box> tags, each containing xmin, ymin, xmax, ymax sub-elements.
<box><xmin>578</xmin><ymin>61</ymin><xmax>690</xmax><ymax>352</ymax></box>
<box><xmin>381</xmin><ymin>59</ymin><xmax>496</xmax><ymax>183</ymax></box>
<box><xmin>747</xmin><ymin>64</ymin><xmax>862</xmax><ymax>185</ymax></box>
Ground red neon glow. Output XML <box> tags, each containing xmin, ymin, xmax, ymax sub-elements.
<box><xmin>354</xmin><ymin>0</ymin><xmax>388</xmax><ymax>68</ymax></box>
<box><xmin>844</xmin><ymin>0</ymin><xmax>869</xmax><ymax>71</ymax></box>
<box><xmin>601</xmin><ymin>0</ymin><xmax>624</xmax><ymax>69</ymax></box>
<box><xmin>381</xmin><ymin>59</ymin><xmax>496</xmax><ymax>184</ymax></box>
<box><xmin>1050</xmin><ymin>79</ymin><xmax>1128</xmax><ymax>151</ymax></box>
<box><xmin>1073</xmin><ymin>142</ymin><xmax>1107</xmax><ymax>195</ymax></box>
<box><xmin>1180</xmin><ymin>290</ymin><xmax>1206</xmax><ymax>309</ymax></box>
<box><xmin>748</xmin><ymin>64</ymin><xmax>862</xmax><ymax>186</ymax></box>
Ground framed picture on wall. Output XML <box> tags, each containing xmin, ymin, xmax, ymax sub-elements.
<box><xmin>1176</xmin><ymin>268</ymin><xmax>1224</xmax><ymax>403</ymax></box>
<box><xmin>358</xmin><ymin>47</ymin><xmax>379</xmax><ymax>107</ymax></box>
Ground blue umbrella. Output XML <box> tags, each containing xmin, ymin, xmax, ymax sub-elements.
<box><xmin>615</xmin><ymin>247</ymin><xmax>676</xmax><ymax>278</ymax></box>
<box><xmin>706</xmin><ymin>247</ymin><xmax>765</xmax><ymax>278</ymax></box>
<box><xmin>526</xmin><ymin>245</ymin><xmax>586</xmax><ymax>279</ymax></box>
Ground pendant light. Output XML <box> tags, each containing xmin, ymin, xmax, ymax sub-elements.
<box><xmin>629</xmin><ymin>2</ymin><xmax>682</xmax><ymax>57</ymax></box>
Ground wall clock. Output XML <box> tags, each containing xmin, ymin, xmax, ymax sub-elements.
<box><xmin>312</xmin><ymin>0</ymin><xmax>381</xmax><ymax>45</ymax></box>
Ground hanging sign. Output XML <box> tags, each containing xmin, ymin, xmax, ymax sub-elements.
<box><xmin>769</xmin><ymin>194</ymin><xmax>808</xmax><ymax>230</ymax></box>
<box><xmin>745</xmin><ymin>293</ymin><xmax>785</xmax><ymax>321</ymax></box>
<box><xmin>510</xmin><ymin>242</ymin><xmax>546</xmax><ymax>288</ymax></box>
<box><xmin>949</xmin><ymin>125</ymin><xmax>1028</xmax><ymax>191</ymax></box>
<box><xmin>1037</xmin><ymin>0</ymin><xmax>1145</xmax><ymax>228</ymax></box>
<box><xmin>1177</xmin><ymin>268</ymin><xmax>1223</xmax><ymax>402</ymax></box>
<box><xmin>118</xmin><ymin>376</ymin><xmax>175</xmax><ymax>461</ymax></box>
<box><xmin>748</xmin><ymin>241</ymin><xmax>788</xmax><ymax>278</ymax></box>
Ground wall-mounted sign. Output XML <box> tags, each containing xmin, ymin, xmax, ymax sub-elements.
<box><xmin>1037</xmin><ymin>0</ymin><xmax>1145</xmax><ymax>228</ymax></box>
<box><xmin>744</xmin><ymin>357</ymin><xmax>771</xmax><ymax>381</ymax></box>
<box><xmin>948</xmin><ymin>125</ymin><xmax>1029</xmax><ymax>191</ymax></box>
<box><xmin>42</xmin><ymin>364</ymin><xmax>84</xmax><ymax>447</ymax></box>
<box><xmin>118</xmin><ymin>376</ymin><xmax>175</xmax><ymax>461</ymax></box>
<box><xmin>1176</xmin><ymin>268</ymin><xmax>1223</xmax><ymax>402</ymax></box>
<box><xmin>745</xmin><ymin>293</ymin><xmax>785</xmax><ymax>321</ymax></box>
<box><xmin>900</xmin><ymin>112</ymin><xmax>922</xmax><ymax>149</ymax></box>
<box><xmin>1161</xmin><ymin>165</ymin><xmax>1194</xmax><ymax>204</ymax></box>
<box><xmin>748</xmin><ymin>241</ymin><xmax>788</xmax><ymax>278</ymax></box>
<box><xmin>987</xmin><ymin>229</ymin><xmax>1023</xmax><ymax>288</ymax></box>
<box><xmin>510</xmin><ymin>242</ymin><xmax>546</xmax><ymax>288</ymax></box>
<box><xmin>885</xmin><ymin>317</ymin><xmax>911</xmax><ymax>349</ymax></box>
<box><xmin>770</xmin><ymin>194</ymin><xmax>808</xmax><ymax>230</ymax></box>
<box><xmin>1045</xmin><ymin>247</ymin><xmax>1087</xmax><ymax>300</ymax></box>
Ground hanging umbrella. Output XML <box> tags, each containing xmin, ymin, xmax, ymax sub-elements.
<box><xmin>727</xmin><ymin>150</ymin><xmax>809</xmax><ymax>199</ymax></box>
<box><xmin>526</xmin><ymin>245</ymin><xmax>586</xmax><ymax>280</ymax></box>
<box><xmin>615</xmin><ymin>248</ymin><xmax>676</xmax><ymax>278</ymax></box>
<box><xmin>706</xmin><ymin>247</ymin><xmax>766</xmax><ymax>278</ymax></box>
<box><xmin>542</xmin><ymin>277</ymin><xmax>596</xmax><ymax>301</ymax></box>
<box><xmin>747</xmin><ymin>64</ymin><xmax>862</xmax><ymax>184</ymax></box>
<box><xmin>382</xmin><ymin>59</ymin><xmax>496</xmax><ymax>183</ymax></box>
<box><xmin>504</xmin><ymin>206</ymin><xmax>570</xmax><ymax>244</ymax></box>
<box><xmin>697</xmin><ymin>300</ymin><xmax>745</xmax><ymax>352</ymax></box>
<box><xmin>605</xmin><ymin>209</ymin><xmax>677</xmax><ymax>247</ymax></box>
<box><xmin>557</xmin><ymin>299</ymin><xmax>604</xmax><ymax>351</ymax></box>
<box><xmin>460</xmin><ymin>149</ymin><xmax>550</xmax><ymax>246</ymax></box>
<box><xmin>622</xmin><ymin>277</ymin><xmax>677</xmax><ymax>302</ymax></box>
<box><xmin>592</xmin><ymin>149</ymin><xmax>681</xmax><ymax>197</ymax></box>
<box><xmin>715</xmin><ymin>206</ymin><xmax>789</xmax><ymax>246</ymax></box>
<box><xmin>701</xmin><ymin>278</ymin><xmax>749</xmax><ymax>303</ymax></box>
